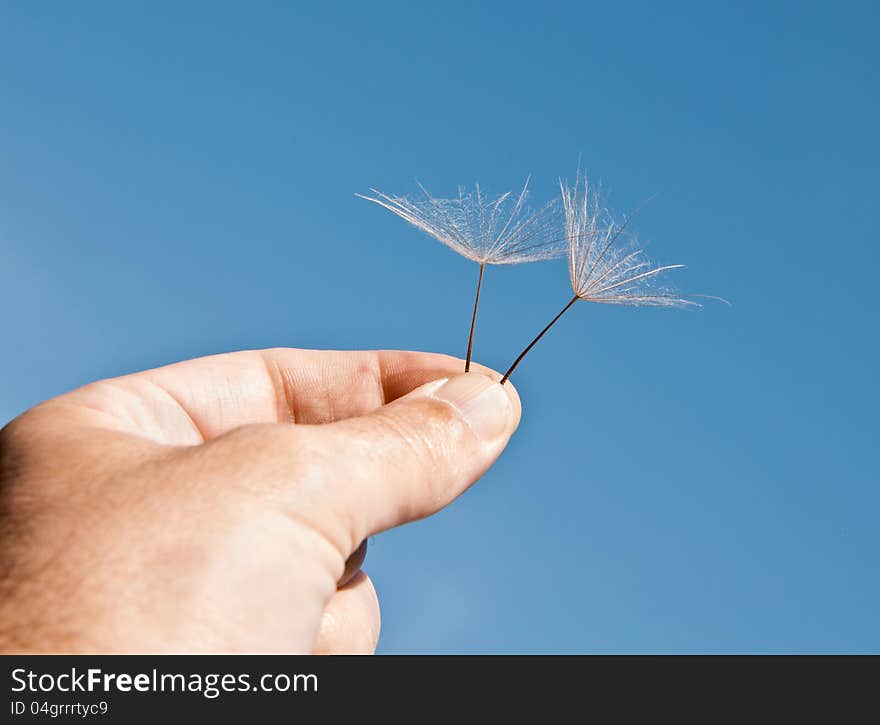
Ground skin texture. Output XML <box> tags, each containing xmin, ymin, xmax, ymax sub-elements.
<box><xmin>0</xmin><ymin>349</ymin><xmax>520</xmax><ymax>653</ymax></box>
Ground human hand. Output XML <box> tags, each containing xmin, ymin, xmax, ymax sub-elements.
<box><xmin>0</xmin><ymin>349</ymin><xmax>520</xmax><ymax>653</ymax></box>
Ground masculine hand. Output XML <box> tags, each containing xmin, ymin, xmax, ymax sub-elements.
<box><xmin>0</xmin><ymin>349</ymin><xmax>520</xmax><ymax>653</ymax></box>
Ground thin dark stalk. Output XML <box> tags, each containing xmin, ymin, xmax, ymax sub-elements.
<box><xmin>464</xmin><ymin>263</ymin><xmax>484</xmax><ymax>372</ymax></box>
<box><xmin>500</xmin><ymin>295</ymin><xmax>579</xmax><ymax>384</ymax></box>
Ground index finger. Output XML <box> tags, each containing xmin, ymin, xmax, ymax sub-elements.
<box><xmin>62</xmin><ymin>348</ymin><xmax>501</xmax><ymax>442</ymax></box>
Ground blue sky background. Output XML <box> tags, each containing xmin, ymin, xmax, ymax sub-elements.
<box><xmin>1</xmin><ymin>2</ymin><xmax>878</xmax><ymax>652</ymax></box>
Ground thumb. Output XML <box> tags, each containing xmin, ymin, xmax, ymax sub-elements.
<box><xmin>299</xmin><ymin>373</ymin><xmax>521</xmax><ymax>545</ymax></box>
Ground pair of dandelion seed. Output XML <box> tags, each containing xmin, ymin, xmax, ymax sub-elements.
<box><xmin>358</xmin><ymin>170</ymin><xmax>702</xmax><ymax>384</ymax></box>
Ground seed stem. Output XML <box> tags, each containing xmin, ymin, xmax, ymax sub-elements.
<box><xmin>500</xmin><ymin>295</ymin><xmax>579</xmax><ymax>384</ymax></box>
<box><xmin>464</xmin><ymin>263</ymin><xmax>484</xmax><ymax>372</ymax></box>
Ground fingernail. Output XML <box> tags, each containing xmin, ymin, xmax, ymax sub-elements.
<box><xmin>430</xmin><ymin>374</ymin><xmax>512</xmax><ymax>442</ymax></box>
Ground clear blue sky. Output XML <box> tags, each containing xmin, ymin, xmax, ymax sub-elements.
<box><xmin>1</xmin><ymin>2</ymin><xmax>878</xmax><ymax>653</ymax></box>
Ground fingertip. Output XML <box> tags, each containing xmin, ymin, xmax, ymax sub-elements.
<box><xmin>501</xmin><ymin>377</ymin><xmax>522</xmax><ymax>432</ymax></box>
<box><xmin>310</xmin><ymin>367</ymin><xmax>522</xmax><ymax>540</ymax></box>
<box><xmin>427</xmin><ymin>373</ymin><xmax>518</xmax><ymax>444</ymax></box>
<box><xmin>460</xmin><ymin>364</ymin><xmax>522</xmax><ymax>431</ymax></box>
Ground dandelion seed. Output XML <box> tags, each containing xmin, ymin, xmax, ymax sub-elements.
<box><xmin>500</xmin><ymin>170</ymin><xmax>701</xmax><ymax>384</ymax></box>
<box><xmin>358</xmin><ymin>179</ymin><xmax>563</xmax><ymax>371</ymax></box>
